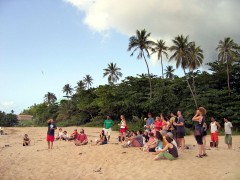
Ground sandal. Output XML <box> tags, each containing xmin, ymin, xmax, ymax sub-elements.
<box><xmin>196</xmin><ymin>154</ymin><xmax>203</xmax><ymax>158</ymax></box>
<box><xmin>203</xmin><ymin>153</ymin><xmax>208</xmax><ymax>157</ymax></box>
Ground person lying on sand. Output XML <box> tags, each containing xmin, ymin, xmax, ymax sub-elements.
<box><xmin>23</xmin><ymin>134</ymin><xmax>31</xmax><ymax>146</ymax></box>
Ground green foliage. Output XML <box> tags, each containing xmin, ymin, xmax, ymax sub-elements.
<box><xmin>0</xmin><ymin>112</ymin><xmax>18</xmax><ymax>126</ymax></box>
<box><xmin>17</xmin><ymin>120</ymin><xmax>35</xmax><ymax>127</ymax></box>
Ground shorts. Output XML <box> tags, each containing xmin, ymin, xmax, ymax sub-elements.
<box><xmin>202</xmin><ymin>131</ymin><xmax>207</xmax><ymax>136</ymax></box>
<box><xmin>176</xmin><ymin>132</ymin><xmax>185</xmax><ymax>138</ymax></box>
<box><xmin>104</xmin><ymin>128</ymin><xmax>111</xmax><ymax>136</ymax></box>
<box><xmin>120</xmin><ymin>128</ymin><xmax>126</xmax><ymax>133</ymax></box>
<box><xmin>225</xmin><ymin>134</ymin><xmax>232</xmax><ymax>145</ymax></box>
<box><xmin>46</xmin><ymin>134</ymin><xmax>55</xmax><ymax>142</ymax></box>
<box><xmin>195</xmin><ymin>135</ymin><xmax>203</xmax><ymax>145</ymax></box>
<box><xmin>211</xmin><ymin>132</ymin><xmax>219</xmax><ymax>141</ymax></box>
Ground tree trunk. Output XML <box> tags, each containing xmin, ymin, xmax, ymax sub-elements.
<box><xmin>161</xmin><ymin>55</ymin><xmax>164</xmax><ymax>79</ymax></box>
<box><xmin>143</xmin><ymin>53</ymin><xmax>152</xmax><ymax>100</ymax></box>
<box><xmin>184</xmin><ymin>69</ymin><xmax>198</xmax><ymax>108</ymax></box>
<box><xmin>226</xmin><ymin>56</ymin><xmax>231</xmax><ymax>96</ymax></box>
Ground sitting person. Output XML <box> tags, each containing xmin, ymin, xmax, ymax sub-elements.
<box><xmin>23</xmin><ymin>134</ymin><xmax>31</xmax><ymax>146</ymax></box>
<box><xmin>62</xmin><ymin>131</ymin><xmax>69</xmax><ymax>141</ymax></box>
<box><xmin>142</xmin><ymin>132</ymin><xmax>155</xmax><ymax>151</ymax></box>
<box><xmin>142</xmin><ymin>130</ymin><xmax>149</xmax><ymax>143</ymax></box>
<box><xmin>149</xmin><ymin>131</ymin><xmax>163</xmax><ymax>152</ymax></box>
<box><xmin>154</xmin><ymin>136</ymin><xmax>178</xmax><ymax>161</ymax></box>
<box><xmin>160</xmin><ymin>130</ymin><xmax>169</xmax><ymax>148</ymax></box>
<box><xmin>68</xmin><ymin>129</ymin><xmax>79</xmax><ymax>141</ymax></box>
<box><xmin>96</xmin><ymin>130</ymin><xmax>108</xmax><ymax>145</ymax></box>
<box><xmin>74</xmin><ymin>129</ymin><xmax>88</xmax><ymax>146</ymax></box>
<box><xmin>123</xmin><ymin>130</ymin><xmax>143</xmax><ymax>148</ymax></box>
<box><xmin>56</xmin><ymin>128</ymin><xmax>64</xmax><ymax>140</ymax></box>
<box><xmin>167</xmin><ymin>132</ymin><xmax>177</xmax><ymax>148</ymax></box>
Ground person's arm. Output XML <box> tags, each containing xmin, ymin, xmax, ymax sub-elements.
<box><xmin>192</xmin><ymin>114</ymin><xmax>202</xmax><ymax>123</ymax></box>
<box><xmin>155</xmin><ymin>143</ymin><xmax>169</xmax><ymax>154</ymax></box>
<box><xmin>216</xmin><ymin>122</ymin><xmax>221</xmax><ymax>131</ymax></box>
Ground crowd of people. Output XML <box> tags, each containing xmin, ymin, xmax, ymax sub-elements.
<box><xmin>21</xmin><ymin>109</ymin><xmax>233</xmax><ymax>161</ymax></box>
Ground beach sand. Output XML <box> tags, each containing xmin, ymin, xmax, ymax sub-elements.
<box><xmin>0</xmin><ymin>127</ymin><xmax>240</xmax><ymax>180</ymax></box>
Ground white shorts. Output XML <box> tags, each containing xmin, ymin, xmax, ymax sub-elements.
<box><xmin>104</xmin><ymin>128</ymin><xmax>111</xmax><ymax>136</ymax></box>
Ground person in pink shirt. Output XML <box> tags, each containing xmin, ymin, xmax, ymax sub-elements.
<box><xmin>74</xmin><ymin>129</ymin><xmax>88</xmax><ymax>146</ymax></box>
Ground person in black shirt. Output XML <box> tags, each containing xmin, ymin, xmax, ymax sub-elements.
<box><xmin>47</xmin><ymin>119</ymin><xmax>57</xmax><ymax>149</ymax></box>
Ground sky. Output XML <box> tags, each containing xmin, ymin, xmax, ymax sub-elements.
<box><xmin>0</xmin><ymin>0</ymin><xmax>239</xmax><ymax>114</ymax></box>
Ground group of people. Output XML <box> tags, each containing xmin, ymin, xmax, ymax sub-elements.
<box><xmin>37</xmin><ymin>111</ymin><xmax>234</xmax><ymax>159</ymax></box>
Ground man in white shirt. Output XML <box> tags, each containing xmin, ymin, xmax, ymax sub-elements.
<box><xmin>224</xmin><ymin>117</ymin><xmax>233</xmax><ymax>149</ymax></box>
<box><xmin>210</xmin><ymin>117</ymin><xmax>221</xmax><ymax>148</ymax></box>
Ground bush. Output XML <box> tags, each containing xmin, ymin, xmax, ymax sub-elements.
<box><xmin>17</xmin><ymin>120</ymin><xmax>35</xmax><ymax>127</ymax></box>
<box><xmin>83</xmin><ymin>116</ymin><xmax>105</xmax><ymax>127</ymax></box>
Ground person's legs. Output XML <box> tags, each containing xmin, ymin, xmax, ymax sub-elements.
<box><xmin>155</xmin><ymin>152</ymin><xmax>176</xmax><ymax>161</ymax></box>
<box><xmin>47</xmin><ymin>141</ymin><xmax>50</xmax><ymax>149</ymax></box>
<box><xmin>50</xmin><ymin>142</ymin><xmax>53</xmax><ymax>149</ymax></box>
<box><xmin>131</xmin><ymin>139</ymin><xmax>141</xmax><ymax>147</ymax></box>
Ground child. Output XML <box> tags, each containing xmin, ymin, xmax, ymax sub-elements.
<box><xmin>149</xmin><ymin>131</ymin><xmax>163</xmax><ymax>152</ymax></box>
<box><xmin>142</xmin><ymin>132</ymin><xmax>154</xmax><ymax>151</ymax></box>
<box><xmin>23</xmin><ymin>134</ymin><xmax>31</xmax><ymax>146</ymax></box>
<box><xmin>56</xmin><ymin>128</ymin><xmax>64</xmax><ymax>140</ymax></box>
<box><xmin>154</xmin><ymin>136</ymin><xmax>178</xmax><ymax>161</ymax></box>
<box><xmin>62</xmin><ymin>131</ymin><xmax>69</xmax><ymax>141</ymax></box>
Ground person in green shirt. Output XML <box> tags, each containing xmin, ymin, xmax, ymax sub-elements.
<box><xmin>104</xmin><ymin>116</ymin><xmax>114</xmax><ymax>142</ymax></box>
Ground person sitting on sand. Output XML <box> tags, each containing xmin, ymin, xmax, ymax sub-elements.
<box><xmin>62</xmin><ymin>131</ymin><xmax>69</xmax><ymax>141</ymax></box>
<box><xmin>154</xmin><ymin>136</ymin><xmax>178</xmax><ymax>161</ymax></box>
<box><xmin>142</xmin><ymin>132</ymin><xmax>154</xmax><ymax>151</ymax></box>
<box><xmin>166</xmin><ymin>132</ymin><xmax>177</xmax><ymax>148</ymax></box>
<box><xmin>56</xmin><ymin>128</ymin><xmax>64</xmax><ymax>140</ymax></box>
<box><xmin>123</xmin><ymin>130</ymin><xmax>143</xmax><ymax>148</ymax></box>
<box><xmin>96</xmin><ymin>130</ymin><xmax>108</xmax><ymax>145</ymax></box>
<box><xmin>68</xmin><ymin>129</ymin><xmax>79</xmax><ymax>141</ymax></box>
<box><xmin>142</xmin><ymin>130</ymin><xmax>149</xmax><ymax>143</ymax></box>
<box><xmin>149</xmin><ymin>131</ymin><xmax>163</xmax><ymax>152</ymax></box>
<box><xmin>74</xmin><ymin>129</ymin><xmax>88</xmax><ymax>146</ymax></box>
<box><xmin>23</xmin><ymin>134</ymin><xmax>31</xmax><ymax>146</ymax></box>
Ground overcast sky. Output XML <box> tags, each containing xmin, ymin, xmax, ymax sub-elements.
<box><xmin>0</xmin><ymin>0</ymin><xmax>239</xmax><ymax>114</ymax></box>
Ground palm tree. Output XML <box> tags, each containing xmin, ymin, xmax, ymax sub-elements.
<box><xmin>188</xmin><ymin>42</ymin><xmax>204</xmax><ymax>95</ymax></box>
<box><xmin>152</xmin><ymin>40</ymin><xmax>168</xmax><ymax>79</ymax></box>
<box><xmin>164</xmin><ymin>66</ymin><xmax>175</xmax><ymax>79</ymax></box>
<box><xmin>216</xmin><ymin>37</ymin><xmax>239</xmax><ymax>96</ymax></box>
<box><xmin>103</xmin><ymin>62</ymin><xmax>123</xmax><ymax>85</ymax></box>
<box><xmin>128</xmin><ymin>29</ymin><xmax>155</xmax><ymax>99</ymax></box>
<box><xmin>83</xmin><ymin>74</ymin><xmax>93</xmax><ymax>89</ymax></box>
<box><xmin>63</xmin><ymin>84</ymin><xmax>73</xmax><ymax>98</ymax></box>
<box><xmin>169</xmin><ymin>35</ymin><xmax>198</xmax><ymax>108</ymax></box>
<box><xmin>75</xmin><ymin>80</ymin><xmax>86</xmax><ymax>92</ymax></box>
<box><xmin>44</xmin><ymin>92</ymin><xmax>57</xmax><ymax>105</ymax></box>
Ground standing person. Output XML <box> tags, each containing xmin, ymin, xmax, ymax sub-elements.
<box><xmin>118</xmin><ymin>115</ymin><xmax>127</xmax><ymax>142</ymax></box>
<box><xmin>103</xmin><ymin>116</ymin><xmax>114</xmax><ymax>142</ymax></box>
<box><xmin>224</xmin><ymin>117</ymin><xmax>233</xmax><ymax>149</ymax></box>
<box><xmin>169</xmin><ymin>112</ymin><xmax>177</xmax><ymax>141</ymax></box>
<box><xmin>210</xmin><ymin>117</ymin><xmax>221</xmax><ymax>148</ymax></box>
<box><xmin>154</xmin><ymin>116</ymin><xmax>162</xmax><ymax>131</ymax></box>
<box><xmin>174</xmin><ymin>111</ymin><xmax>185</xmax><ymax>151</ymax></box>
<box><xmin>46</xmin><ymin>119</ymin><xmax>57</xmax><ymax>149</ymax></box>
<box><xmin>145</xmin><ymin>113</ymin><xmax>154</xmax><ymax>130</ymax></box>
<box><xmin>192</xmin><ymin>107</ymin><xmax>207</xmax><ymax>158</ymax></box>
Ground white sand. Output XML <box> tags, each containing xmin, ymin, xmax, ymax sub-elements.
<box><xmin>0</xmin><ymin>127</ymin><xmax>240</xmax><ymax>180</ymax></box>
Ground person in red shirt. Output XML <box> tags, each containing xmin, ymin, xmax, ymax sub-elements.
<box><xmin>68</xmin><ymin>129</ymin><xmax>79</xmax><ymax>141</ymax></box>
<box><xmin>74</xmin><ymin>129</ymin><xmax>88</xmax><ymax>146</ymax></box>
<box><xmin>154</xmin><ymin>116</ymin><xmax>163</xmax><ymax>131</ymax></box>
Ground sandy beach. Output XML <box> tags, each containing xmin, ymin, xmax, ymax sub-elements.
<box><xmin>0</xmin><ymin>127</ymin><xmax>240</xmax><ymax>180</ymax></box>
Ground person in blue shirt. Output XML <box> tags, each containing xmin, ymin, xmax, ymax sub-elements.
<box><xmin>145</xmin><ymin>113</ymin><xmax>154</xmax><ymax>129</ymax></box>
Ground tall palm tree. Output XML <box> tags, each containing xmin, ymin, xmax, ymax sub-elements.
<box><xmin>216</xmin><ymin>37</ymin><xmax>239</xmax><ymax>96</ymax></box>
<box><xmin>152</xmin><ymin>40</ymin><xmax>168</xmax><ymax>79</ymax></box>
<box><xmin>164</xmin><ymin>65</ymin><xmax>175</xmax><ymax>79</ymax></box>
<box><xmin>63</xmin><ymin>84</ymin><xmax>73</xmax><ymax>98</ymax></box>
<box><xmin>128</xmin><ymin>29</ymin><xmax>155</xmax><ymax>99</ymax></box>
<box><xmin>103</xmin><ymin>62</ymin><xmax>123</xmax><ymax>85</ymax></box>
<box><xmin>83</xmin><ymin>74</ymin><xmax>93</xmax><ymax>89</ymax></box>
<box><xmin>169</xmin><ymin>35</ymin><xmax>198</xmax><ymax>108</ymax></box>
<box><xmin>44</xmin><ymin>92</ymin><xmax>57</xmax><ymax>105</ymax></box>
<box><xmin>188</xmin><ymin>42</ymin><xmax>204</xmax><ymax>95</ymax></box>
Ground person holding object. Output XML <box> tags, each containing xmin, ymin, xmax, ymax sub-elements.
<box><xmin>103</xmin><ymin>116</ymin><xmax>114</xmax><ymax>142</ymax></box>
<box><xmin>46</xmin><ymin>119</ymin><xmax>57</xmax><ymax>149</ymax></box>
<box><xmin>144</xmin><ymin>113</ymin><xmax>154</xmax><ymax>130</ymax></box>
<box><xmin>192</xmin><ymin>107</ymin><xmax>207</xmax><ymax>158</ymax></box>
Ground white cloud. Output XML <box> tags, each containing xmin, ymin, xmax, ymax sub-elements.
<box><xmin>0</xmin><ymin>101</ymin><xmax>16</xmax><ymax>113</ymax></box>
<box><xmin>65</xmin><ymin>0</ymin><xmax>240</xmax><ymax>66</ymax></box>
